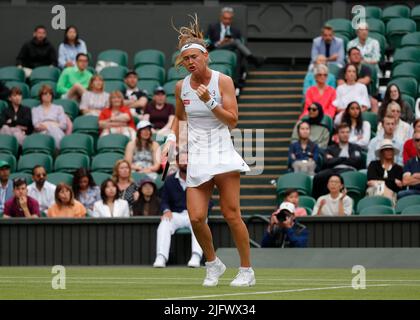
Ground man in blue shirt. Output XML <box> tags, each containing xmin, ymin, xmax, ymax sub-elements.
<box><xmin>399</xmin><ymin>132</ymin><xmax>420</xmax><ymax>199</ymax></box>
<box><xmin>153</xmin><ymin>152</ymin><xmax>212</xmax><ymax>268</ymax></box>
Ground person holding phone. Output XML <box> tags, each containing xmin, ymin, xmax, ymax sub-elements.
<box><xmin>312</xmin><ymin>174</ymin><xmax>353</xmax><ymax>216</ymax></box>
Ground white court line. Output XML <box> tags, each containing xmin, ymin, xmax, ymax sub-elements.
<box><xmin>152</xmin><ymin>284</ymin><xmax>391</xmax><ymax>300</ymax></box>
<box><xmin>0</xmin><ymin>276</ymin><xmax>419</xmax><ymax>282</ymax></box>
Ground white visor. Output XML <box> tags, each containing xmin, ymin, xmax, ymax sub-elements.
<box><xmin>180</xmin><ymin>43</ymin><xmax>207</xmax><ymax>53</ymax></box>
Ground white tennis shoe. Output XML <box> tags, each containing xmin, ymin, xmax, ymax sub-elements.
<box><xmin>230</xmin><ymin>267</ymin><xmax>256</xmax><ymax>287</ymax></box>
<box><xmin>202</xmin><ymin>257</ymin><xmax>226</xmax><ymax>287</ymax></box>
<box><xmin>153</xmin><ymin>255</ymin><xmax>166</xmax><ymax>268</ymax></box>
<box><xmin>187</xmin><ymin>254</ymin><xmax>202</xmax><ymax>268</ymax></box>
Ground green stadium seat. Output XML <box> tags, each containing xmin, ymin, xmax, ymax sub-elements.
<box><xmin>47</xmin><ymin>172</ymin><xmax>73</xmax><ymax>186</ymax></box>
<box><xmin>412</xmin><ymin>5</ymin><xmax>420</xmax><ymax>31</ymax></box>
<box><xmin>401</xmin><ymin>94</ymin><xmax>416</xmax><ymax>113</ymax></box>
<box><xmin>166</xmin><ymin>95</ymin><xmax>176</xmax><ymax>107</ymax></box>
<box><xmin>388</xmin><ymin>77</ymin><xmax>418</xmax><ymax>99</ymax></box>
<box><xmin>366</xmin><ymin>18</ymin><xmax>386</xmax><ymax>35</ymax></box>
<box><xmin>395</xmin><ymin>195</ymin><xmax>420</xmax><ymax>214</ymax></box>
<box><xmin>400</xmin><ymin>32</ymin><xmax>420</xmax><ymax>48</ymax></box>
<box><xmin>0</xmin><ymin>153</ymin><xmax>17</xmax><ymax>173</ymax></box>
<box><xmin>91</xmin><ymin>152</ymin><xmax>123</xmax><ymax>173</ymax></box>
<box><xmin>392</xmin><ymin>47</ymin><xmax>420</xmax><ymax>67</ymax></box>
<box><xmin>362</xmin><ymin>63</ymin><xmax>378</xmax><ymax>95</ymax></box>
<box><xmin>21</xmin><ymin>98</ymin><xmax>40</xmax><ymax>108</ymax></box>
<box><xmin>167</xmin><ymin>67</ymin><xmax>189</xmax><ymax>82</ymax></box>
<box><xmin>362</xmin><ymin>112</ymin><xmax>378</xmax><ymax>134</ymax></box>
<box><xmin>135</xmin><ymin>65</ymin><xmax>165</xmax><ymax>84</ymax></box>
<box><xmin>29</xmin><ymin>66</ymin><xmax>61</xmax><ymax>85</ymax></box>
<box><xmin>365</xmin><ymin>6</ymin><xmax>382</xmax><ymax>19</ymax></box>
<box><xmin>163</xmin><ymin>80</ymin><xmax>178</xmax><ymax>97</ymax></box>
<box><xmin>134</xmin><ymin>49</ymin><xmax>165</xmax><ymax>68</ymax></box>
<box><xmin>96</xmin><ymin>134</ymin><xmax>129</xmax><ymax>154</ymax></box>
<box><xmin>392</xmin><ymin>62</ymin><xmax>420</xmax><ymax>83</ymax></box>
<box><xmin>401</xmin><ymin>204</ymin><xmax>420</xmax><ymax>215</ymax></box>
<box><xmin>60</xmin><ymin>133</ymin><xmax>94</xmax><ymax>156</ymax></box>
<box><xmin>341</xmin><ymin>171</ymin><xmax>367</xmax><ymax>196</ymax></box>
<box><xmin>30</xmin><ymin>81</ymin><xmax>57</xmax><ymax>98</ymax></box>
<box><xmin>22</xmin><ymin>133</ymin><xmax>55</xmax><ymax>155</ymax></box>
<box><xmin>17</xmin><ymin>153</ymin><xmax>53</xmax><ymax>173</ymax></box>
<box><xmin>0</xmin><ymin>66</ymin><xmax>25</xmax><ymax>82</ymax></box>
<box><xmin>91</xmin><ymin>172</ymin><xmax>111</xmax><ymax>186</ymax></box>
<box><xmin>9</xmin><ymin>172</ymin><xmax>32</xmax><ymax>184</ymax></box>
<box><xmin>138</xmin><ymin>80</ymin><xmax>160</xmax><ymax>97</ymax></box>
<box><xmin>356</xmin><ymin>196</ymin><xmax>393</xmax><ymax>215</ymax></box>
<box><xmin>73</xmin><ymin>115</ymin><xmax>100</xmax><ymax>137</ymax></box>
<box><xmin>382</xmin><ymin>5</ymin><xmax>411</xmax><ymax>23</ymax></box>
<box><xmin>325</xmin><ymin>18</ymin><xmax>354</xmax><ymax>39</ymax></box>
<box><xmin>298</xmin><ymin>195</ymin><xmax>316</xmax><ymax>211</ymax></box>
<box><xmin>54</xmin><ymin>153</ymin><xmax>90</xmax><ymax>173</ymax></box>
<box><xmin>99</xmin><ymin>66</ymin><xmax>128</xmax><ymax>81</ymax></box>
<box><xmin>359</xmin><ymin>205</ymin><xmax>395</xmax><ymax>216</ymax></box>
<box><xmin>53</xmin><ymin>98</ymin><xmax>80</xmax><ymax>120</ymax></box>
<box><xmin>276</xmin><ymin>172</ymin><xmax>312</xmax><ymax>197</ymax></box>
<box><xmin>209</xmin><ymin>63</ymin><xmax>233</xmax><ymax>77</ymax></box>
<box><xmin>97</xmin><ymin>49</ymin><xmax>128</xmax><ymax>67</ymax></box>
<box><xmin>386</xmin><ymin>18</ymin><xmax>417</xmax><ymax>49</ymax></box>
<box><xmin>5</xmin><ymin>81</ymin><xmax>30</xmax><ymax>99</ymax></box>
<box><xmin>132</xmin><ymin>172</ymin><xmax>149</xmax><ymax>183</ymax></box>
<box><xmin>104</xmin><ymin>80</ymin><xmax>126</xmax><ymax>93</ymax></box>
<box><xmin>369</xmin><ymin>32</ymin><xmax>387</xmax><ymax>60</ymax></box>
<box><xmin>209</xmin><ymin>49</ymin><xmax>237</xmax><ymax>68</ymax></box>
<box><xmin>328</xmin><ymin>63</ymin><xmax>342</xmax><ymax>79</ymax></box>
<box><xmin>0</xmin><ymin>134</ymin><xmax>19</xmax><ymax>156</ymax></box>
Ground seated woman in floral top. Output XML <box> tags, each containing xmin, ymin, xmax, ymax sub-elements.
<box><xmin>72</xmin><ymin>168</ymin><xmax>100</xmax><ymax>215</ymax></box>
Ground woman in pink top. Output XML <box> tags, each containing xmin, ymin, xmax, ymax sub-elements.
<box><xmin>300</xmin><ymin>64</ymin><xmax>336</xmax><ymax>119</ymax></box>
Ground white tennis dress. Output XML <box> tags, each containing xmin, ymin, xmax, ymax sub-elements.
<box><xmin>181</xmin><ymin>70</ymin><xmax>250</xmax><ymax>187</ymax></box>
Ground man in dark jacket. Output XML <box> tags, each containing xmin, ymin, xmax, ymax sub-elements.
<box><xmin>312</xmin><ymin>123</ymin><xmax>363</xmax><ymax>198</ymax></box>
<box><xmin>16</xmin><ymin>25</ymin><xmax>57</xmax><ymax>78</ymax></box>
<box><xmin>0</xmin><ymin>87</ymin><xmax>33</xmax><ymax>145</ymax></box>
<box><xmin>206</xmin><ymin>7</ymin><xmax>264</xmax><ymax>90</ymax></box>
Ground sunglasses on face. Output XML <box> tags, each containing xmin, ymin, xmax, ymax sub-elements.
<box><xmin>414</xmin><ymin>138</ymin><xmax>420</xmax><ymax>142</ymax></box>
<box><xmin>317</xmin><ymin>74</ymin><xmax>327</xmax><ymax>77</ymax></box>
<box><xmin>308</xmin><ymin>107</ymin><xmax>318</xmax><ymax>112</ymax></box>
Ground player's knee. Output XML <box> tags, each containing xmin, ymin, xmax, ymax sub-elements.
<box><xmin>189</xmin><ymin>214</ymin><xmax>206</xmax><ymax>227</ymax></box>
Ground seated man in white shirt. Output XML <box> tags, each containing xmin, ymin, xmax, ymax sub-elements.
<box><xmin>27</xmin><ymin>165</ymin><xmax>56</xmax><ymax>213</ymax></box>
<box><xmin>367</xmin><ymin>116</ymin><xmax>404</xmax><ymax>166</ymax></box>
<box><xmin>153</xmin><ymin>152</ymin><xmax>210</xmax><ymax>268</ymax></box>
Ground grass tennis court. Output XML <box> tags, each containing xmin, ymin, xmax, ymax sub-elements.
<box><xmin>0</xmin><ymin>267</ymin><xmax>420</xmax><ymax>300</ymax></box>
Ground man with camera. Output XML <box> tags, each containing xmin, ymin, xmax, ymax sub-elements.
<box><xmin>261</xmin><ymin>202</ymin><xmax>308</xmax><ymax>248</ymax></box>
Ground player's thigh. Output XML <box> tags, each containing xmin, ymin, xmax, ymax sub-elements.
<box><xmin>186</xmin><ymin>179</ymin><xmax>214</xmax><ymax>222</ymax></box>
<box><xmin>214</xmin><ymin>171</ymin><xmax>241</xmax><ymax>218</ymax></box>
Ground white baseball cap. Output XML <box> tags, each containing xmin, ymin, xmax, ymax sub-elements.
<box><xmin>278</xmin><ymin>201</ymin><xmax>295</xmax><ymax>214</ymax></box>
<box><xmin>136</xmin><ymin>120</ymin><xmax>153</xmax><ymax>130</ymax></box>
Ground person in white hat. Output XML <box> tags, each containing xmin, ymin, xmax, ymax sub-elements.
<box><xmin>261</xmin><ymin>201</ymin><xmax>308</xmax><ymax>248</ymax></box>
<box><xmin>125</xmin><ymin>120</ymin><xmax>161</xmax><ymax>180</ymax></box>
<box><xmin>367</xmin><ymin>139</ymin><xmax>403</xmax><ymax>202</ymax></box>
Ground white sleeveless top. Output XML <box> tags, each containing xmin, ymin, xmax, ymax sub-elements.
<box><xmin>181</xmin><ymin>70</ymin><xmax>250</xmax><ymax>187</ymax></box>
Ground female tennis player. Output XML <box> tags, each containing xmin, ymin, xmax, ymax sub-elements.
<box><xmin>163</xmin><ymin>15</ymin><xmax>255</xmax><ymax>287</ymax></box>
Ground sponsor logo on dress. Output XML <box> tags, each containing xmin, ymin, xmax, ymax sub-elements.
<box><xmin>183</xmin><ymin>99</ymin><xmax>190</xmax><ymax>105</ymax></box>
